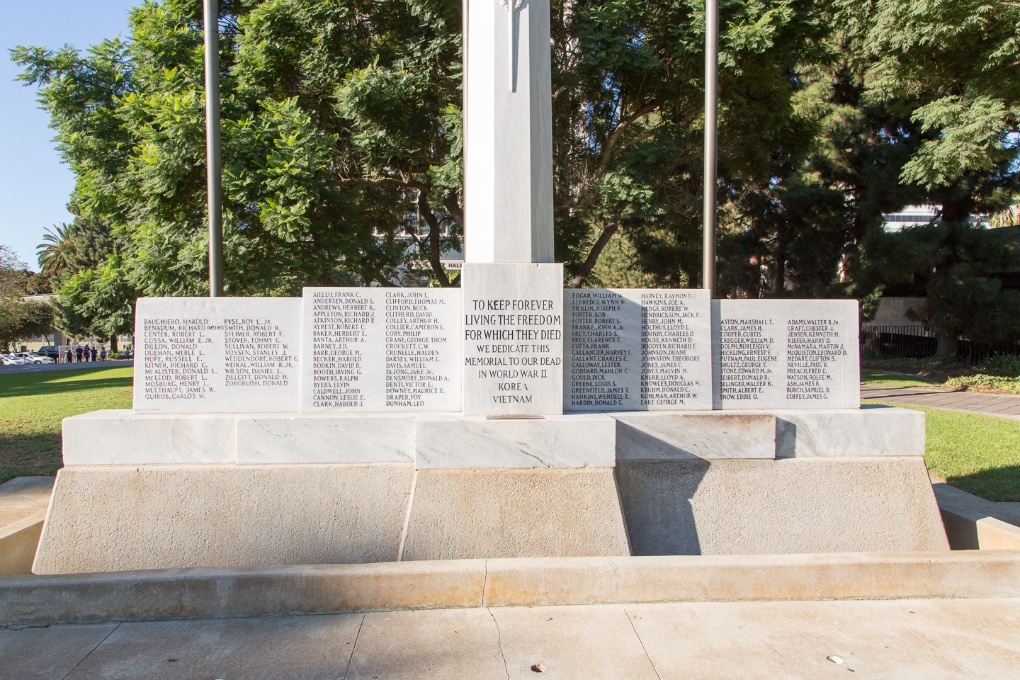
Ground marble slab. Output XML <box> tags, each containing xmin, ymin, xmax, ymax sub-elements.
<box><xmin>774</xmin><ymin>406</ymin><xmax>924</xmax><ymax>457</ymax></box>
<box><xmin>134</xmin><ymin>297</ymin><xmax>301</xmax><ymax>413</ymax></box>
<box><xmin>235</xmin><ymin>414</ymin><xmax>415</xmax><ymax>464</ymax></box>
<box><xmin>564</xmin><ymin>289</ymin><xmax>712</xmax><ymax>411</ymax></box>
<box><xmin>300</xmin><ymin>288</ymin><xmax>461</xmax><ymax>412</ymax></box>
<box><xmin>414</xmin><ymin>414</ymin><xmax>616</xmax><ymax>468</ymax></box>
<box><xmin>63</xmin><ymin>410</ymin><xmax>235</xmax><ymax>465</ymax></box>
<box><xmin>461</xmin><ymin>263</ymin><xmax>564</xmax><ymax>415</ymax></box>
<box><xmin>712</xmin><ymin>299</ymin><xmax>860</xmax><ymax>410</ymax></box>
<box><xmin>612</xmin><ymin>411</ymin><xmax>775</xmax><ymax>460</ymax></box>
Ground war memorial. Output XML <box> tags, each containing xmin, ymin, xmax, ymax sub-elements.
<box><xmin>30</xmin><ymin>0</ymin><xmax>946</xmax><ymax>574</ymax></box>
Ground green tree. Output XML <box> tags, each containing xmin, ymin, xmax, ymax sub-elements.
<box><xmin>0</xmin><ymin>246</ymin><xmax>56</xmax><ymax>351</ymax></box>
<box><xmin>55</xmin><ymin>254</ymin><xmax>137</xmax><ymax>351</ymax></box>
<box><xmin>11</xmin><ymin>0</ymin><xmax>1020</xmax><ymax>324</ymax></box>
<box><xmin>14</xmin><ymin>0</ymin><xmax>463</xmax><ymax>295</ymax></box>
<box><xmin>37</xmin><ymin>216</ymin><xmax>116</xmax><ymax>289</ymax></box>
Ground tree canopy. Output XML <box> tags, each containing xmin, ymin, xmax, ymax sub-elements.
<box><xmin>0</xmin><ymin>246</ymin><xmax>55</xmax><ymax>351</ymax></box>
<box><xmin>11</xmin><ymin>0</ymin><xmax>1020</xmax><ymax>346</ymax></box>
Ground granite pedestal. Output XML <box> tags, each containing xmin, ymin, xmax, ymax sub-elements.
<box><xmin>34</xmin><ymin>405</ymin><xmax>946</xmax><ymax>574</ymax></box>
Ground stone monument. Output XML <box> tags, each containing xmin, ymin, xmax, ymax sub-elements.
<box><xmin>32</xmin><ymin>0</ymin><xmax>947</xmax><ymax>575</ymax></box>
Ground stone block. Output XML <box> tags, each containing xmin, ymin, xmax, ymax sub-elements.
<box><xmin>615</xmin><ymin>457</ymin><xmax>948</xmax><ymax>556</ymax></box>
<box><xmin>400</xmin><ymin>468</ymin><xmax>630</xmax><ymax>560</ymax></box>
<box><xmin>461</xmin><ymin>262</ymin><xmax>564</xmax><ymax>416</ymax></box>
<box><xmin>612</xmin><ymin>411</ymin><xmax>775</xmax><ymax>460</ymax></box>
<box><xmin>414</xmin><ymin>413</ymin><xmax>615</xmax><ymax>468</ymax></box>
<box><xmin>774</xmin><ymin>405</ymin><xmax>925</xmax><ymax>457</ymax></box>
<box><xmin>63</xmin><ymin>410</ymin><xmax>235</xmax><ymax>465</ymax></box>
<box><xmin>33</xmin><ymin>464</ymin><xmax>414</xmax><ymax>574</ymax></box>
<box><xmin>134</xmin><ymin>297</ymin><xmax>302</xmax><ymax>413</ymax></box>
<box><xmin>236</xmin><ymin>414</ymin><xmax>415</xmax><ymax>464</ymax></box>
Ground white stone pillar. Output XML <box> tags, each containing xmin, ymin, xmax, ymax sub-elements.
<box><xmin>463</xmin><ymin>0</ymin><xmax>555</xmax><ymax>263</ymax></box>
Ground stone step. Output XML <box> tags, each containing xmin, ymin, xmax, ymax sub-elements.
<box><xmin>3</xmin><ymin>551</ymin><xmax>1019</xmax><ymax>627</ymax></box>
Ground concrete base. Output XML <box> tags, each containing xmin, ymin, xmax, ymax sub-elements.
<box><xmin>33</xmin><ymin>465</ymin><xmax>415</xmax><ymax>574</ymax></box>
<box><xmin>616</xmin><ymin>458</ymin><xmax>949</xmax><ymax>555</ymax></box>
<box><xmin>40</xmin><ymin>406</ymin><xmax>941</xmax><ymax>573</ymax></box>
<box><xmin>400</xmin><ymin>468</ymin><xmax>630</xmax><ymax>560</ymax></box>
<box><xmin>35</xmin><ymin>456</ymin><xmax>948</xmax><ymax>573</ymax></box>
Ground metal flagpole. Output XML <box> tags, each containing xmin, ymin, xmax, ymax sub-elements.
<box><xmin>204</xmin><ymin>0</ymin><xmax>224</xmax><ymax>297</ymax></box>
<box><xmin>702</xmin><ymin>0</ymin><xmax>718</xmax><ymax>297</ymax></box>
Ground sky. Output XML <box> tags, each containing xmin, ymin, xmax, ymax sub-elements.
<box><xmin>0</xmin><ymin>1</ymin><xmax>138</xmax><ymax>272</ymax></box>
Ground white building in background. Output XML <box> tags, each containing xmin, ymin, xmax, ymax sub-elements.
<box><xmin>881</xmin><ymin>205</ymin><xmax>939</xmax><ymax>232</ymax></box>
<box><xmin>881</xmin><ymin>205</ymin><xmax>990</xmax><ymax>232</ymax></box>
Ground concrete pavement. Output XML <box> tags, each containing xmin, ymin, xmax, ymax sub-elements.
<box><xmin>2</xmin><ymin>598</ymin><xmax>1018</xmax><ymax>679</ymax></box>
<box><xmin>861</xmin><ymin>384</ymin><xmax>1020</xmax><ymax>419</ymax></box>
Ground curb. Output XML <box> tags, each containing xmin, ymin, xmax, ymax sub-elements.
<box><xmin>3</xmin><ymin>551</ymin><xmax>1020</xmax><ymax>627</ymax></box>
<box><xmin>0</xmin><ymin>513</ymin><xmax>46</xmax><ymax>577</ymax></box>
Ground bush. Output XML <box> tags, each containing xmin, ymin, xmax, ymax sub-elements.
<box><xmin>945</xmin><ymin>374</ymin><xmax>1020</xmax><ymax>394</ymax></box>
<box><xmin>982</xmin><ymin>353</ymin><xmax>1020</xmax><ymax>378</ymax></box>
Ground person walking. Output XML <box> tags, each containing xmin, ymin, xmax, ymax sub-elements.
<box><xmin>65</xmin><ymin>348</ymin><xmax>73</xmax><ymax>364</ymax></box>
<box><xmin>75</xmin><ymin>346</ymin><xmax>83</xmax><ymax>363</ymax></box>
<box><xmin>100</xmin><ymin>347</ymin><xmax>107</xmax><ymax>361</ymax></box>
<box><xmin>90</xmin><ymin>346</ymin><xmax>98</xmax><ymax>362</ymax></box>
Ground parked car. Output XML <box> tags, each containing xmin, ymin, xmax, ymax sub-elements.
<box><xmin>35</xmin><ymin>346</ymin><xmax>60</xmax><ymax>360</ymax></box>
<box><xmin>15</xmin><ymin>352</ymin><xmax>55</xmax><ymax>364</ymax></box>
<box><xmin>0</xmin><ymin>354</ymin><xmax>28</xmax><ymax>366</ymax></box>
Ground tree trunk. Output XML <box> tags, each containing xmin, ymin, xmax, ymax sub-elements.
<box><xmin>416</xmin><ymin>189</ymin><xmax>452</xmax><ymax>287</ymax></box>
<box><xmin>110</xmin><ymin>335</ymin><xmax>118</xmax><ymax>353</ymax></box>
<box><xmin>936</xmin><ymin>333</ymin><xmax>958</xmax><ymax>360</ymax></box>
<box><xmin>566</xmin><ymin>215</ymin><xmax>621</xmax><ymax>288</ymax></box>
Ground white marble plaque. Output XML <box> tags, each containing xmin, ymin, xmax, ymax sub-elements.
<box><xmin>461</xmin><ymin>263</ymin><xmax>564</xmax><ymax>415</ymax></box>
<box><xmin>134</xmin><ymin>297</ymin><xmax>301</xmax><ymax>413</ymax></box>
<box><xmin>301</xmin><ymin>288</ymin><xmax>461</xmax><ymax>412</ymax></box>
<box><xmin>712</xmin><ymin>299</ymin><xmax>859</xmax><ymax>409</ymax></box>
<box><xmin>564</xmin><ymin>289</ymin><xmax>712</xmax><ymax>411</ymax></box>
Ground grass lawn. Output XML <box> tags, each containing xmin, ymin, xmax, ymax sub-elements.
<box><xmin>867</xmin><ymin>400</ymin><xmax>1020</xmax><ymax>502</ymax></box>
<box><xmin>860</xmin><ymin>369</ymin><xmax>944</xmax><ymax>389</ymax></box>
<box><xmin>0</xmin><ymin>366</ymin><xmax>133</xmax><ymax>484</ymax></box>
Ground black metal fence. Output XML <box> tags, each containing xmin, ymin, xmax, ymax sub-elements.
<box><xmin>860</xmin><ymin>325</ymin><xmax>1020</xmax><ymax>365</ymax></box>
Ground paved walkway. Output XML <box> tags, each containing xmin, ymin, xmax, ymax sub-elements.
<box><xmin>861</xmin><ymin>384</ymin><xmax>1020</xmax><ymax>419</ymax></box>
<box><xmin>3</xmin><ymin>598</ymin><xmax>1018</xmax><ymax>679</ymax></box>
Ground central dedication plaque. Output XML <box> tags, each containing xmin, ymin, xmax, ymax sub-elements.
<box><xmin>461</xmin><ymin>263</ymin><xmax>564</xmax><ymax>415</ymax></box>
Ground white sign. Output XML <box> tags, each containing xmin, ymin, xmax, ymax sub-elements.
<box><xmin>134</xmin><ymin>297</ymin><xmax>301</xmax><ymax>413</ymax></box>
